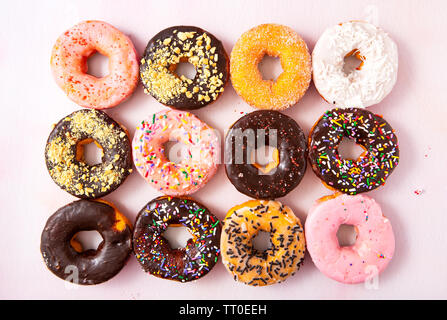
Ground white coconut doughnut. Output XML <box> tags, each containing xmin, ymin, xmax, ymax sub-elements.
<box><xmin>312</xmin><ymin>21</ymin><xmax>398</xmax><ymax>108</ymax></box>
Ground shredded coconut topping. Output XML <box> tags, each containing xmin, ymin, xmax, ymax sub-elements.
<box><xmin>312</xmin><ymin>21</ymin><xmax>398</xmax><ymax>108</ymax></box>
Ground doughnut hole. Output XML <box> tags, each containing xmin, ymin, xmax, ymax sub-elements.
<box><xmin>86</xmin><ymin>52</ymin><xmax>110</xmax><ymax>78</ymax></box>
<box><xmin>338</xmin><ymin>137</ymin><xmax>366</xmax><ymax>161</ymax></box>
<box><xmin>76</xmin><ymin>138</ymin><xmax>104</xmax><ymax>166</ymax></box>
<box><xmin>343</xmin><ymin>49</ymin><xmax>365</xmax><ymax>75</ymax></box>
<box><xmin>164</xmin><ymin>140</ymin><xmax>190</xmax><ymax>164</ymax></box>
<box><xmin>252</xmin><ymin>230</ymin><xmax>272</xmax><ymax>252</ymax></box>
<box><xmin>250</xmin><ymin>145</ymin><xmax>279</xmax><ymax>175</ymax></box>
<box><xmin>336</xmin><ymin>224</ymin><xmax>358</xmax><ymax>247</ymax></box>
<box><xmin>169</xmin><ymin>57</ymin><xmax>197</xmax><ymax>80</ymax></box>
<box><xmin>162</xmin><ymin>225</ymin><xmax>192</xmax><ymax>249</ymax></box>
<box><xmin>70</xmin><ymin>230</ymin><xmax>104</xmax><ymax>253</ymax></box>
<box><xmin>258</xmin><ymin>54</ymin><xmax>283</xmax><ymax>81</ymax></box>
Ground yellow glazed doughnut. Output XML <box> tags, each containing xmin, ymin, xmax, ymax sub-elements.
<box><xmin>221</xmin><ymin>200</ymin><xmax>306</xmax><ymax>286</ymax></box>
<box><xmin>230</xmin><ymin>24</ymin><xmax>311</xmax><ymax>110</ymax></box>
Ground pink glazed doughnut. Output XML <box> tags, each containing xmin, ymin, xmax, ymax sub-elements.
<box><xmin>51</xmin><ymin>20</ymin><xmax>139</xmax><ymax>109</ymax></box>
<box><xmin>133</xmin><ymin>110</ymin><xmax>220</xmax><ymax>196</ymax></box>
<box><xmin>305</xmin><ymin>194</ymin><xmax>395</xmax><ymax>284</ymax></box>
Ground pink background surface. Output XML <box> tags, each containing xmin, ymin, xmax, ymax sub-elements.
<box><xmin>1</xmin><ymin>0</ymin><xmax>446</xmax><ymax>299</ymax></box>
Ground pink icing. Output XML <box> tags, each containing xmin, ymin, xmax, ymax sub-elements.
<box><xmin>305</xmin><ymin>194</ymin><xmax>395</xmax><ymax>284</ymax></box>
<box><xmin>132</xmin><ymin>109</ymin><xmax>220</xmax><ymax>196</ymax></box>
<box><xmin>51</xmin><ymin>20</ymin><xmax>139</xmax><ymax>109</ymax></box>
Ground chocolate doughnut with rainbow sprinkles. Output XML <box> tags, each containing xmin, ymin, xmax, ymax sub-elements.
<box><xmin>133</xmin><ymin>196</ymin><xmax>221</xmax><ymax>282</ymax></box>
<box><xmin>308</xmin><ymin>108</ymin><xmax>399</xmax><ymax>195</ymax></box>
<box><xmin>140</xmin><ymin>26</ymin><xmax>229</xmax><ymax>110</ymax></box>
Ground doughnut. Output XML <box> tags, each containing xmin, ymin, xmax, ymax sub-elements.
<box><xmin>308</xmin><ymin>108</ymin><xmax>399</xmax><ymax>195</ymax></box>
<box><xmin>305</xmin><ymin>194</ymin><xmax>395</xmax><ymax>284</ymax></box>
<box><xmin>133</xmin><ymin>196</ymin><xmax>221</xmax><ymax>282</ymax></box>
<box><xmin>312</xmin><ymin>21</ymin><xmax>398</xmax><ymax>108</ymax></box>
<box><xmin>51</xmin><ymin>20</ymin><xmax>139</xmax><ymax>109</ymax></box>
<box><xmin>221</xmin><ymin>200</ymin><xmax>305</xmax><ymax>286</ymax></box>
<box><xmin>140</xmin><ymin>26</ymin><xmax>229</xmax><ymax>110</ymax></box>
<box><xmin>133</xmin><ymin>109</ymin><xmax>219</xmax><ymax>196</ymax></box>
<box><xmin>40</xmin><ymin>199</ymin><xmax>132</xmax><ymax>285</ymax></box>
<box><xmin>225</xmin><ymin>110</ymin><xmax>307</xmax><ymax>199</ymax></box>
<box><xmin>45</xmin><ymin>109</ymin><xmax>132</xmax><ymax>199</ymax></box>
<box><xmin>230</xmin><ymin>24</ymin><xmax>311</xmax><ymax>110</ymax></box>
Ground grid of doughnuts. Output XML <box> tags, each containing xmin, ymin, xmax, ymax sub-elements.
<box><xmin>42</xmin><ymin>20</ymin><xmax>400</xmax><ymax>286</ymax></box>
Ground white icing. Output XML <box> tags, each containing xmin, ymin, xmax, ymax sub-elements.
<box><xmin>312</xmin><ymin>21</ymin><xmax>398</xmax><ymax>108</ymax></box>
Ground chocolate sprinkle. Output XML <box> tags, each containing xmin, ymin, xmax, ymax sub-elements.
<box><xmin>221</xmin><ymin>200</ymin><xmax>306</xmax><ymax>286</ymax></box>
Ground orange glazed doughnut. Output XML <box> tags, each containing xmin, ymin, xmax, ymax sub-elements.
<box><xmin>230</xmin><ymin>24</ymin><xmax>311</xmax><ymax>110</ymax></box>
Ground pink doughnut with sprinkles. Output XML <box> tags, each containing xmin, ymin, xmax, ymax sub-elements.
<box><xmin>305</xmin><ymin>193</ymin><xmax>395</xmax><ymax>284</ymax></box>
<box><xmin>51</xmin><ymin>20</ymin><xmax>139</xmax><ymax>109</ymax></box>
<box><xmin>133</xmin><ymin>110</ymin><xmax>220</xmax><ymax>196</ymax></box>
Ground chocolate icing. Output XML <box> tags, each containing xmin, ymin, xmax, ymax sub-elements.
<box><xmin>225</xmin><ymin>110</ymin><xmax>307</xmax><ymax>199</ymax></box>
<box><xmin>308</xmin><ymin>108</ymin><xmax>399</xmax><ymax>194</ymax></box>
<box><xmin>45</xmin><ymin>109</ymin><xmax>132</xmax><ymax>199</ymax></box>
<box><xmin>40</xmin><ymin>200</ymin><xmax>132</xmax><ymax>285</ymax></box>
<box><xmin>133</xmin><ymin>196</ymin><xmax>221</xmax><ymax>282</ymax></box>
<box><xmin>140</xmin><ymin>26</ymin><xmax>229</xmax><ymax>110</ymax></box>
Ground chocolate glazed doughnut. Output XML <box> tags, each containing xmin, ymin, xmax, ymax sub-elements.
<box><xmin>140</xmin><ymin>26</ymin><xmax>229</xmax><ymax>110</ymax></box>
<box><xmin>133</xmin><ymin>196</ymin><xmax>221</xmax><ymax>282</ymax></box>
<box><xmin>225</xmin><ymin>110</ymin><xmax>307</xmax><ymax>199</ymax></box>
<box><xmin>40</xmin><ymin>200</ymin><xmax>132</xmax><ymax>285</ymax></box>
<box><xmin>45</xmin><ymin>109</ymin><xmax>132</xmax><ymax>199</ymax></box>
<box><xmin>308</xmin><ymin>108</ymin><xmax>399</xmax><ymax>194</ymax></box>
